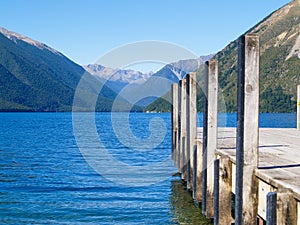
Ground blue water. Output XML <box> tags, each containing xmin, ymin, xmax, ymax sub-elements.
<box><xmin>197</xmin><ymin>113</ymin><xmax>297</xmax><ymax>128</ymax></box>
<box><xmin>0</xmin><ymin>113</ymin><xmax>296</xmax><ymax>224</ymax></box>
<box><xmin>218</xmin><ymin>113</ymin><xmax>297</xmax><ymax>128</ymax></box>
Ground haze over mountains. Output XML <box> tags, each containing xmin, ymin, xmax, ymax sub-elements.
<box><xmin>83</xmin><ymin>64</ymin><xmax>154</xmax><ymax>93</ymax></box>
<box><xmin>84</xmin><ymin>56</ymin><xmax>212</xmax><ymax>107</ymax></box>
<box><xmin>84</xmin><ymin>64</ymin><xmax>153</xmax><ymax>84</ymax></box>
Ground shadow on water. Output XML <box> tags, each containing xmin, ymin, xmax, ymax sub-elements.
<box><xmin>169</xmin><ymin>174</ymin><xmax>212</xmax><ymax>225</ymax></box>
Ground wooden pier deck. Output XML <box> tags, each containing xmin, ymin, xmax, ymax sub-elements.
<box><xmin>197</xmin><ymin>127</ymin><xmax>300</xmax><ymax>225</ymax></box>
<box><xmin>198</xmin><ymin>127</ymin><xmax>300</xmax><ymax>223</ymax></box>
<box><xmin>207</xmin><ymin>128</ymin><xmax>300</xmax><ymax>199</ymax></box>
<box><xmin>171</xmin><ymin>33</ymin><xmax>300</xmax><ymax>224</ymax></box>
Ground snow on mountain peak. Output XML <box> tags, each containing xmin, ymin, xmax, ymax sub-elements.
<box><xmin>84</xmin><ymin>64</ymin><xmax>153</xmax><ymax>84</ymax></box>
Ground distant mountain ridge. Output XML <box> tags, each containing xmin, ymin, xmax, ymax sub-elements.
<box><xmin>152</xmin><ymin>55</ymin><xmax>214</xmax><ymax>82</ymax></box>
<box><xmin>84</xmin><ymin>56</ymin><xmax>212</xmax><ymax>107</ymax></box>
<box><xmin>84</xmin><ymin>55</ymin><xmax>213</xmax><ymax>92</ymax></box>
<box><xmin>0</xmin><ymin>27</ymin><xmax>139</xmax><ymax>112</ymax></box>
<box><xmin>83</xmin><ymin>64</ymin><xmax>154</xmax><ymax>93</ymax></box>
<box><xmin>84</xmin><ymin>64</ymin><xmax>153</xmax><ymax>83</ymax></box>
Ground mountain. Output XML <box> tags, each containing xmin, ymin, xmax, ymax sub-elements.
<box><xmin>0</xmin><ymin>27</ymin><xmax>139</xmax><ymax>112</ymax></box>
<box><xmin>0</xmin><ymin>25</ymin><xmax>210</xmax><ymax>112</ymax></box>
<box><xmin>136</xmin><ymin>54</ymin><xmax>214</xmax><ymax>109</ymax></box>
<box><xmin>84</xmin><ymin>56</ymin><xmax>212</xmax><ymax>108</ymax></box>
<box><xmin>84</xmin><ymin>64</ymin><xmax>153</xmax><ymax>83</ymax></box>
<box><xmin>151</xmin><ymin>55</ymin><xmax>214</xmax><ymax>83</ymax></box>
<box><xmin>144</xmin><ymin>56</ymin><xmax>214</xmax><ymax>112</ymax></box>
<box><xmin>83</xmin><ymin>64</ymin><xmax>153</xmax><ymax>93</ymax></box>
<box><xmin>123</xmin><ymin>56</ymin><xmax>213</xmax><ymax>107</ymax></box>
<box><xmin>146</xmin><ymin>0</ymin><xmax>300</xmax><ymax>113</ymax></box>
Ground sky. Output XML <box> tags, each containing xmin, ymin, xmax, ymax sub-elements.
<box><xmin>0</xmin><ymin>0</ymin><xmax>293</xmax><ymax>72</ymax></box>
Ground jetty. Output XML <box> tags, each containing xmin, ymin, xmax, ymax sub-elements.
<box><xmin>171</xmin><ymin>33</ymin><xmax>300</xmax><ymax>225</ymax></box>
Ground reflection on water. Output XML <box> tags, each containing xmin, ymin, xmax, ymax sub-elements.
<box><xmin>170</xmin><ymin>174</ymin><xmax>212</xmax><ymax>225</ymax></box>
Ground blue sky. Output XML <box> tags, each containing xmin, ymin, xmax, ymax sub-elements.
<box><xmin>0</xmin><ymin>0</ymin><xmax>292</xmax><ymax>72</ymax></box>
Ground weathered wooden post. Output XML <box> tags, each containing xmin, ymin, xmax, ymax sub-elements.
<box><xmin>214</xmin><ymin>159</ymin><xmax>220</xmax><ymax>225</ymax></box>
<box><xmin>177</xmin><ymin>84</ymin><xmax>181</xmax><ymax>169</ymax></box>
<box><xmin>202</xmin><ymin>59</ymin><xmax>219</xmax><ymax>218</ymax></box>
<box><xmin>219</xmin><ymin>156</ymin><xmax>234</xmax><ymax>224</ymax></box>
<box><xmin>235</xmin><ymin>33</ymin><xmax>260</xmax><ymax>225</ymax></box>
<box><xmin>192</xmin><ymin>143</ymin><xmax>197</xmax><ymax>199</ymax></box>
<box><xmin>186</xmin><ymin>76</ymin><xmax>191</xmax><ymax>188</ymax></box>
<box><xmin>172</xmin><ymin>83</ymin><xmax>179</xmax><ymax>164</ymax></box>
<box><xmin>266</xmin><ymin>192</ymin><xmax>277</xmax><ymax>225</ymax></box>
<box><xmin>277</xmin><ymin>189</ymin><xmax>297</xmax><ymax>225</ymax></box>
<box><xmin>178</xmin><ymin>80</ymin><xmax>182</xmax><ymax>172</ymax></box>
<box><xmin>180</xmin><ymin>79</ymin><xmax>187</xmax><ymax>179</ymax></box>
<box><xmin>186</xmin><ymin>72</ymin><xmax>197</xmax><ymax>190</ymax></box>
<box><xmin>202</xmin><ymin>63</ymin><xmax>208</xmax><ymax>214</ymax></box>
<box><xmin>297</xmin><ymin>85</ymin><xmax>300</xmax><ymax>130</ymax></box>
<box><xmin>195</xmin><ymin>139</ymin><xmax>203</xmax><ymax>202</ymax></box>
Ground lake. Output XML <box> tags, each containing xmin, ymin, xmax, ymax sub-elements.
<box><xmin>0</xmin><ymin>112</ymin><xmax>296</xmax><ymax>224</ymax></box>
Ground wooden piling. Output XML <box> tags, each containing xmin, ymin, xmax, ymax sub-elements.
<box><xmin>235</xmin><ymin>33</ymin><xmax>260</xmax><ymax>225</ymax></box>
<box><xmin>297</xmin><ymin>85</ymin><xmax>300</xmax><ymax>130</ymax></box>
<box><xmin>180</xmin><ymin>79</ymin><xmax>187</xmax><ymax>180</ymax></box>
<box><xmin>277</xmin><ymin>189</ymin><xmax>297</xmax><ymax>225</ymax></box>
<box><xmin>203</xmin><ymin>59</ymin><xmax>219</xmax><ymax>218</ymax></box>
<box><xmin>202</xmin><ymin>61</ymin><xmax>208</xmax><ymax>215</ymax></box>
<box><xmin>192</xmin><ymin>144</ymin><xmax>197</xmax><ymax>199</ymax></box>
<box><xmin>219</xmin><ymin>156</ymin><xmax>234</xmax><ymax>224</ymax></box>
<box><xmin>266</xmin><ymin>192</ymin><xmax>277</xmax><ymax>225</ymax></box>
<box><xmin>176</xmin><ymin>84</ymin><xmax>181</xmax><ymax>168</ymax></box>
<box><xmin>214</xmin><ymin>159</ymin><xmax>220</xmax><ymax>225</ymax></box>
<box><xmin>178</xmin><ymin>80</ymin><xmax>182</xmax><ymax>172</ymax></box>
<box><xmin>186</xmin><ymin>72</ymin><xmax>197</xmax><ymax>190</ymax></box>
<box><xmin>195</xmin><ymin>139</ymin><xmax>203</xmax><ymax>202</ymax></box>
<box><xmin>172</xmin><ymin>83</ymin><xmax>179</xmax><ymax>163</ymax></box>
